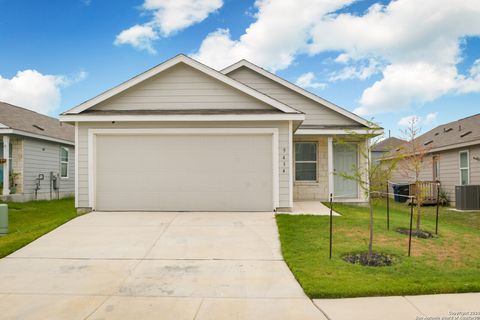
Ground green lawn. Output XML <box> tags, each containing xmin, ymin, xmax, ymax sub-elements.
<box><xmin>0</xmin><ymin>198</ymin><xmax>77</xmax><ymax>258</ymax></box>
<box><xmin>276</xmin><ymin>200</ymin><xmax>480</xmax><ymax>298</ymax></box>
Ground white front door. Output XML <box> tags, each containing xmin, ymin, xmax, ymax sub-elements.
<box><xmin>333</xmin><ymin>143</ymin><xmax>358</xmax><ymax>198</ymax></box>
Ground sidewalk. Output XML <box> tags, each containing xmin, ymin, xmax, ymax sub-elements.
<box><xmin>313</xmin><ymin>293</ymin><xmax>480</xmax><ymax>320</ymax></box>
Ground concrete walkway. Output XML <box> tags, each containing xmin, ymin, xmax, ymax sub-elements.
<box><xmin>314</xmin><ymin>293</ymin><xmax>480</xmax><ymax>320</ymax></box>
<box><xmin>283</xmin><ymin>201</ymin><xmax>340</xmax><ymax>216</ymax></box>
<box><xmin>0</xmin><ymin>211</ymin><xmax>326</xmax><ymax>320</ymax></box>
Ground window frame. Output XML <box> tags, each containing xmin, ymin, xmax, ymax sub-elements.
<box><xmin>294</xmin><ymin>142</ymin><xmax>318</xmax><ymax>182</ymax></box>
<box><xmin>459</xmin><ymin>150</ymin><xmax>469</xmax><ymax>185</ymax></box>
<box><xmin>432</xmin><ymin>155</ymin><xmax>440</xmax><ymax>182</ymax></box>
<box><xmin>60</xmin><ymin>146</ymin><xmax>69</xmax><ymax>179</ymax></box>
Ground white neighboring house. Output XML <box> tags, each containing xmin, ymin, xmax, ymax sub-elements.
<box><xmin>60</xmin><ymin>54</ymin><xmax>380</xmax><ymax>213</ymax></box>
<box><xmin>0</xmin><ymin>102</ymin><xmax>75</xmax><ymax>202</ymax></box>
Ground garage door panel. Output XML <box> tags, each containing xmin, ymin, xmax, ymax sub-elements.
<box><xmin>95</xmin><ymin>133</ymin><xmax>273</xmax><ymax>211</ymax></box>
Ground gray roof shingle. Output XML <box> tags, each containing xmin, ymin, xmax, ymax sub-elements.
<box><xmin>388</xmin><ymin>113</ymin><xmax>480</xmax><ymax>156</ymax></box>
<box><xmin>372</xmin><ymin>137</ymin><xmax>407</xmax><ymax>152</ymax></box>
<box><xmin>409</xmin><ymin>113</ymin><xmax>480</xmax><ymax>151</ymax></box>
<box><xmin>0</xmin><ymin>101</ymin><xmax>74</xmax><ymax>142</ymax></box>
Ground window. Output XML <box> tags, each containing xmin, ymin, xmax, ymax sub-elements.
<box><xmin>295</xmin><ymin>142</ymin><xmax>317</xmax><ymax>181</ymax></box>
<box><xmin>60</xmin><ymin>147</ymin><xmax>69</xmax><ymax>178</ymax></box>
<box><xmin>459</xmin><ymin>150</ymin><xmax>469</xmax><ymax>185</ymax></box>
<box><xmin>432</xmin><ymin>155</ymin><xmax>439</xmax><ymax>181</ymax></box>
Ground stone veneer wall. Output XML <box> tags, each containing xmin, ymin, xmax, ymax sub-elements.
<box><xmin>293</xmin><ymin>136</ymin><xmax>329</xmax><ymax>201</ymax></box>
<box><xmin>11</xmin><ymin>137</ymin><xmax>24</xmax><ymax>193</ymax></box>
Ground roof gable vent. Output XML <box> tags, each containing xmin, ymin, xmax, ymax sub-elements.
<box><xmin>444</xmin><ymin>127</ymin><xmax>453</xmax><ymax>133</ymax></box>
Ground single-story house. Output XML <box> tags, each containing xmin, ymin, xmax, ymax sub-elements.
<box><xmin>60</xmin><ymin>54</ymin><xmax>380</xmax><ymax>212</ymax></box>
<box><xmin>388</xmin><ymin>113</ymin><xmax>480</xmax><ymax>206</ymax></box>
<box><xmin>0</xmin><ymin>102</ymin><xmax>75</xmax><ymax>202</ymax></box>
<box><xmin>371</xmin><ymin>137</ymin><xmax>406</xmax><ymax>164</ymax></box>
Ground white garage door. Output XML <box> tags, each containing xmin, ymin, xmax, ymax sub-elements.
<box><xmin>94</xmin><ymin>132</ymin><xmax>274</xmax><ymax>211</ymax></box>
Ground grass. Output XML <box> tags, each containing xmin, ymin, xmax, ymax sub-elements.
<box><xmin>276</xmin><ymin>199</ymin><xmax>480</xmax><ymax>298</ymax></box>
<box><xmin>0</xmin><ymin>198</ymin><xmax>77</xmax><ymax>258</ymax></box>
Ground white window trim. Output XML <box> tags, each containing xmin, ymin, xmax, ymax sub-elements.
<box><xmin>459</xmin><ymin>150</ymin><xmax>470</xmax><ymax>185</ymax></box>
<box><xmin>294</xmin><ymin>142</ymin><xmax>318</xmax><ymax>182</ymax></box>
<box><xmin>432</xmin><ymin>155</ymin><xmax>440</xmax><ymax>181</ymax></box>
<box><xmin>87</xmin><ymin>128</ymin><xmax>280</xmax><ymax>211</ymax></box>
<box><xmin>60</xmin><ymin>146</ymin><xmax>69</xmax><ymax>179</ymax></box>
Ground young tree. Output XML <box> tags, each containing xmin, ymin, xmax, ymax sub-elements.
<box><xmin>398</xmin><ymin>117</ymin><xmax>431</xmax><ymax>232</ymax></box>
<box><xmin>336</xmin><ymin>122</ymin><xmax>398</xmax><ymax>260</ymax></box>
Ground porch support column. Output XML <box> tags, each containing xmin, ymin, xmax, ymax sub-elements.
<box><xmin>327</xmin><ymin>136</ymin><xmax>334</xmax><ymax>198</ymax></box>
<box><xmin>2</xmin><ymin>135</ymin><xmax>10</xmax><ymax>196</ymax></box>
<box><xmin>362</xmin><ymin>138</ymin><xmax>370</xmax><ymax>201</ymax></box>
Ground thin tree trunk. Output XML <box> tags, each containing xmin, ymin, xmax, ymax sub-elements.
<box><xmin>415</xmin><ymin>182</ymin><xmax>422</xmax><ymax>232</ymax></box>
<box><xmin>368</xmin><ymin>196</ymin><xmax>374</xmax><ymax>260</ymax></box>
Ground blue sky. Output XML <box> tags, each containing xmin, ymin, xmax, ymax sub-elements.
<box><xmin>1</xmin><ymin>0</ymin><xmax>479</xmax><ymax>137</ymax></box>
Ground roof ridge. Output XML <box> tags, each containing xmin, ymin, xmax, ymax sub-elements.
<box><xmin>416</xmin><ymin>112</ymin><xmax>480</xmax><ymax>140</ymax></box>
<box><xmin>221</xmin><ymin>59</ymin><xmax>377</xmax><ymax>129</ymax></box>
<box><xmin>62</xmin><ymin>54</ymin><xmax>303</xmax><ymax>116</ymax></box>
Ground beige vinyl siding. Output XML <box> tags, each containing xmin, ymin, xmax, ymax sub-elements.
<box><xmin>76</xmin><ymin>121</ymin><xmax>290</xmax><ymax>209</ymax></box>
<box><xmin>227</xmin><ymin>66</ymin><xmax>358</xmax><ymax>126</ymax></box>
<box><xmin>389</xmin><ymin>144</ymin><xmax>480</xmax><ymax>205</ymax></box>
<box><xmin>22</xmin><ymin>138</ymin><xmax>75</xmax><ymax>200</ymax></box>
<box><xmin>91</xmin><ymin>63</ymin><xmax>275</xmax><ymax>111</ymax></box>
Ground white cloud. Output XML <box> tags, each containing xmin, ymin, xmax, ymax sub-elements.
<box><xmin>115</xmin><ymin>0</ymin><xmax>223</xmax><ymax>53</ymax></box>
<box><xmin>192</xmin><ymin>0</ymin><xmax>480</xmax><ymax>115</ymax></box>
<box><xmin>334</xmin><ymin>53</ymin><xmax>350</xmax><ymax>64</ymax></box>
<box><xmin>0</xmin><ymin>70</ymin><xmax>86</xmax><ymax>115</ymax></box>
<box><xmin>144</xmin><ymin>0</ymin><xmax>223</xmax><ymax>36</ymax></box>
<box><xmin>398</xmin><ymin>112</ymin><xmax>438</xmax><ymax>127</ymax></box>
<box><xmin>398</xmin><ymin>115</ymin><xmax>419</xmax><ymax>127</ymax></box>
<box><xmin>295</xmin><ymin>72</ymin><xmax>326</xmax><ymax>89</ymax></box>
<box><xmin>355</xmin><ymin>63</ymin><xmax>458</xmax><ymax>115</ymax></box>
<box><xmin>308</xmin><ymin>0</ymin><xmax>480</xmax><ymax>115</ymax></box>
<box><xmin>329</xmin><ymin>58</ymin><xmax>382</xmax><ymax>82</ymax></box>
<box><xmin>424</xmin><ymin>112</ymin><xmax>438</xmax><ymax>124</ymax></box>
<box><xmin>114</xmin><ymin>24</ymin><xmax>159</xmax><ymax>54</ymax></box>
<box><xmin>58</xmin><ymin>70</ymin><xmax>88</xmax><ymax>87</ymax></box>
<box><xmin>192</xmin><ymin>0</ymin><xmax>355</xmax><ymax>71</ymax></box>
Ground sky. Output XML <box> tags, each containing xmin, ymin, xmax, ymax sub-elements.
<box><xmin>1</xmin><ymin>0</ymin><xmax>480</xmax><ymax>137</ymax></box>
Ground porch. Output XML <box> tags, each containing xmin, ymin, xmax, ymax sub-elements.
<box><xmin>0</xmin><ymin>135</ymin><xmax>23</xmax><ymax>196</ymax></box>
<box><xmin>292</xmin><ymin>134</ymin><xmax>369</xmax><ymax>204</ymax></box>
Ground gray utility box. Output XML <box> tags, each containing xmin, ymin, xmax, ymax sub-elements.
<box><xmin>455</xmin><ymin>185</ymin><xmax>480</xmax><ymax>210</ymax></box>
<box><xmin>0</xmin><ymin>204</ymin><xmax>8</xmax><ymax>235</ymax></box>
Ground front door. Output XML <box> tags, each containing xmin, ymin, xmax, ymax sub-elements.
<box><xmin>334</xmin><ymin>143</ymin><xmax>358</xmax><ymax>198</ymax></box>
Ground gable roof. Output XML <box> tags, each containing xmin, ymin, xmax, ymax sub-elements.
<box><xmin>221</xmin><ymin>59</ymin><xmax>375</xmax><ymax>129</ymax></box>
<box><xmin>62</xmin><ymin>54</ymin><xmax>302</xmax><ymax>116</ymax></box>
<box><xmin>372</xmin><ymin>137</ymin><xmax>406</xmax><ymax>152</ymax></box>
<box><xmin>404</xmin><ymin>113</ymin><xmax>480</xmax><ymax>153</ymax></box>
<box><xmin>0</xmin><ymin>101</ymin><xmax>74</xmax><ymax>144</ymax></box>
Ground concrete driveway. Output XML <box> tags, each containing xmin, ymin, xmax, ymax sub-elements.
<box><xmin>0</xmin><ymin>211</ymin><xmax>326</xmax><ymax>320</ymax></box>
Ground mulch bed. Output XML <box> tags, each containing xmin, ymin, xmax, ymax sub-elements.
<box><xmin>396</xmin><ymin>228</ymin><xmax>434</xmax><ymax>239</ymax></box>
<box><xmin>342</xmin><ymin>252</ymin><xmax>394</xmax><ymax>267</ymax></box>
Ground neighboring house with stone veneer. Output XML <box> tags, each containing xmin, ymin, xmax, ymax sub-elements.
<box><xmin>0</xmin><ymin>102</ymin><xmax>75</xmax><ymax>202</ymax></box>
